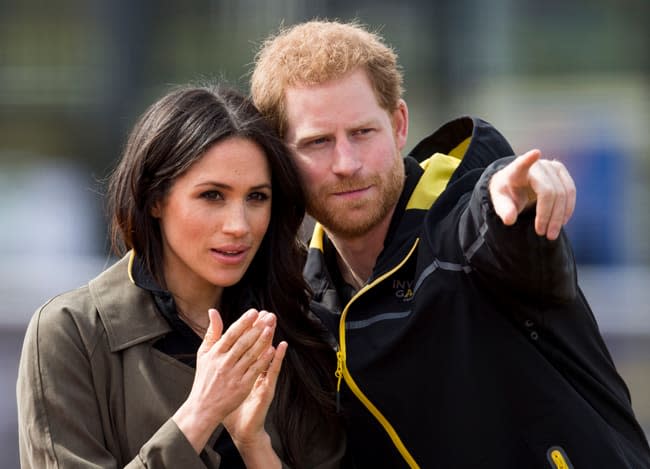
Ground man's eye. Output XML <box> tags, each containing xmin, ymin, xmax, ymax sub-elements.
<box><xmin>308</xmin><ymin>137</ymin><xmax>329</xmax><ymax>147</ymax></box>
<box><xmin>200</xmin><ymin>190</ymin><xmax>223</xmax><ymax>201</ymax></box>
<box><xmin>353</xmin><ymin>128</ymin><xmax>373</xmax><ymax>136</ymax></box>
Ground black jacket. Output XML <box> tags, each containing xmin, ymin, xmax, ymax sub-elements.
<box><xmin>304</xmin><ymin>117</ymin><xmax>650</xmax><ymax>468</ymax></box>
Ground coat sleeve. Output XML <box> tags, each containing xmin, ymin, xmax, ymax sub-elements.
<box><xmin>458</xmin><ymin>156</ymin><xmax>578</xmax><ymax>303</ymax></box>
<box><xmin>16</xmin><ymin>301</ymin><xmax>213</xmax><ymax>469</ymax></box>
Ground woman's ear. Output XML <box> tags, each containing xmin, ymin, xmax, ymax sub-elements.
<box><xmin>150</xmin><ymin>200</ymin><xmax>162</xmax><ymax>218</ymax></box>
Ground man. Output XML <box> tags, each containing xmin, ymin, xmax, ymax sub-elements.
<box><xmin>251</xmin><ymin>20</ymin><xmax>650</xmax><ymax>468</ymax></box>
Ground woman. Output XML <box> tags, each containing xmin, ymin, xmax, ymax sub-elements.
<box><xmin>17</xmin><ymin>84</ymin><xmax>344</xmax><ymax>468</ymax></box>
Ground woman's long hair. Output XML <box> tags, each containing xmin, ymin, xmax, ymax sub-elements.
<box><xmin>106</xmin><ymin>84</ymin><xmax>338</xmax><ymax>465</ymax></box>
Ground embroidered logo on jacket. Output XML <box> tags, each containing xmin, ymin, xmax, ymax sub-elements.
<box><xmin>392</xmin><ymin>279</ymin><xmax>414</xmax><ymax>301</ymax></box>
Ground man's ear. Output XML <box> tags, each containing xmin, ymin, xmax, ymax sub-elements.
<box><xmin>392</xmin><ymin>99</ymin><xmax>409</xmax><ymax>152</ymax></box>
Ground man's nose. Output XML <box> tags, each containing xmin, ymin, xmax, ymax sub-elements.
<box><xmin>331</xmin><ymin>137</ymin><xmax>362</xmax><ymax>176</ymax></box>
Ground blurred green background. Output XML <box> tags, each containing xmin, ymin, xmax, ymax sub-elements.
<box><xmin>1</xmin><ymin>0</ymin><xmax>648</xmax><ymax>466</ymax></box>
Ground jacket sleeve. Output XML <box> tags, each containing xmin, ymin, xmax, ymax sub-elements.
<box><xmin>458</xmin><ymin>157</ymin><xmax>578</xmax><ymax>303</ymax></box>
<box><xmin>16</xmin><ymin>302</ymin><xmax>214</xmax><ymax>469</ymax></box>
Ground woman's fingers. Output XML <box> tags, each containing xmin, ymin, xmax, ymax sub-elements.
<box><xmin>264</xmin><ymin>341</ymin><xmax>287</xmax><ymax>387</ymax></box>
<box><xmin>203</xmin><ymin>309</ymin><xmax>277</xmax><ymax>375</ymax></box>
<box><xmin>241</xmin><ymin>340</ymin><xmax>287</xmax><ymax>396</ymax></box>
<box><xmin>197</xmin><ymin>308</ymin><xmax>224</xmax><ymax>355</ymax></box>
<box><xmin>230</xmin><ymin>313</ymin><xmax>277</xmax><ymax>369</ymax></box>
<box><xmin>215</xmin><ymin>309</ymin><xmax>260</xmax><ymax>353</ymax></box>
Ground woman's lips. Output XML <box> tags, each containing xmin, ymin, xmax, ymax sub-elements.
<box><xmin>210</xmin><ymin>246</ymin><xmax>250</xmax><ymax>265</ymax></box>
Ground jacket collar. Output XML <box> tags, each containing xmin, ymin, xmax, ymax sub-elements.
<box><xmin>89</xmin><ymin>252</ymin><xmax>171</xmax><ymax>352</ymax></box>
<box><xmin>407</xmin><ymin>115</ymin><xmax>514</xmax><ymax>182</ymax></box>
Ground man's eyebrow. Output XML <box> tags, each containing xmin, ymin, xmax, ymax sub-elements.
<box><xmin>291</xmin><ymin>128</ymin><xmax>330</xmax><ymax>144</ymax></box>
<box><xmin>290</xmin><ymin>117</ymin><xmax>382</xmax><ymax>146</ymax></box>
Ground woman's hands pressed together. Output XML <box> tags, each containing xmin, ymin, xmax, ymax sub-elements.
<box><xmin>172</xmin><ymin>307</ymin><xmax>285</xmax><ymax>459</ymax></box>
<box><xmin>222</xmin><ymin>336</ymin><xmax>287</xmax><ymax>443</ymax></box>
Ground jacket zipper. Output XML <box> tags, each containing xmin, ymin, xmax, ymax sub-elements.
<box><xmin>336</xmin><ymin>238</ymin><xmax>421</xmax><ymax>469</ymax></box>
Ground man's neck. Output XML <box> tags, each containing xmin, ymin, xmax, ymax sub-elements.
<box><xmin>327</xmin><ymin>206</ymin><xmax>396</xmax><ymax>290</ymax></box>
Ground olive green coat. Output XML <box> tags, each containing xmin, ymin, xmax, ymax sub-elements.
<box><xmin>17</xmin><ymin>254</ymin><xmax>344</xmax><ymax>468</ymax></box>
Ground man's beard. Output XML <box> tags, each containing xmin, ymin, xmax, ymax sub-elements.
<box><xmin>306</xmin><ymin>155</ymin><xmax>404</xmax><ymax>239</ymax></box>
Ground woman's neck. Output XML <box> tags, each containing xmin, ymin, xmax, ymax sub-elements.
<box><xmin>175</xmin><ymin>292</ymin><xmax>222</xmax><ymax>337</ymax></box>
<box><xmin>164</xmin><ymin>274</ymin><xmax>223</xmax><ymax>336</ymax></box>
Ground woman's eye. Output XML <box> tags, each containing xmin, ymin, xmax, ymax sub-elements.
<box><xmin>200</xmin><ymin>190</ymin><xmax>223</xmax><ymax>201</ymax></box>
<box><xmin>248</xmin><ymin>191</ymin><xmax>270</xmax><ymax>202</ymax></box>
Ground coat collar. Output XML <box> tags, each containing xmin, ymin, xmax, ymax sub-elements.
<box><xmin>89</xmin><ymin>252</ymin><xmax>171</xmax><ymax>352</ymax></box>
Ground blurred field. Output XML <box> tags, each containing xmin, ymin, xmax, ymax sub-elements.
<box><xmin>607</xmin><ymin>335</ymin><xmax>650</xmax><ymax>436</ymax></box>
<box><xmin>1</xmin><ymin>327</ymin><xmax>26</xmax><ymax>469</ymax></box>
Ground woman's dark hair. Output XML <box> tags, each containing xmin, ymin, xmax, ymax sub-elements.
<box><xmin>106</xmin><ymin>84</ymin><xmax>338</xmax><ymax>465</ymax></box>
